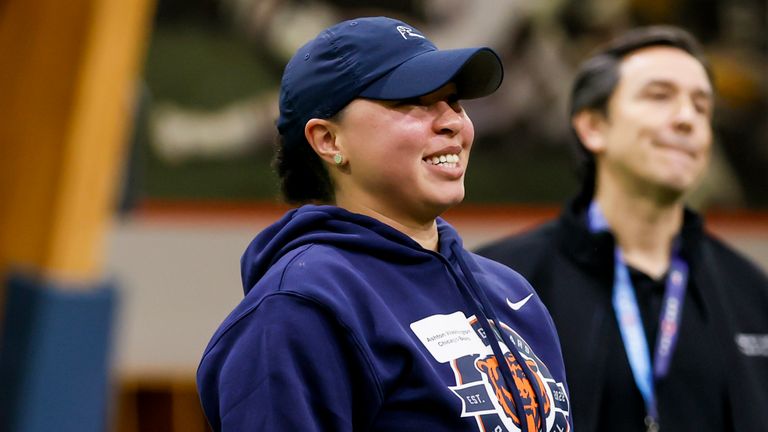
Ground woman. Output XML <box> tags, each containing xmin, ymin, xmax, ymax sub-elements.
<box><xmin>197</xmin><ymin>16</ymin><xmax>572</xmax><ymax>432</ymax></box>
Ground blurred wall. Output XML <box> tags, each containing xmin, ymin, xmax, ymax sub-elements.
<box><xmin>106</xmin><ymin>205</ymin><xmax>768</xmax><ymax>384</ymax></box>
<box><xmin>0</xmin><ymin>0</ymin><xmax>155</xmax><ymax>430</ymax></box>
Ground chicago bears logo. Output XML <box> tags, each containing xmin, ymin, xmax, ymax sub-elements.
<box><xmin>410</xmin><ymin>311</ymin><xmax>570</xmax><ymax>431</ymax></box>
<box><xmin>476</xmin><ymin>353</ymin><xmax>551</xmax><ymax>431</ymax></box>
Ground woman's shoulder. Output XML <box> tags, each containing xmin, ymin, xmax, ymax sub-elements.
<box><xmin>470</xmin><ymin>251</ymin><xmax>536</xmax><ymax>293</ymax></box>
<box><xmin>205</xmin><ymin>244</ymin><xmax>376</xmax><ymax>359</ymax></box>
<box><xmin>252</xmin><ymin>242</ymin><xmax>406</xmax><ymax>310</ymax></box>
<box><xmin>275</xmin><ymin>242</ymin><xmax>375</xmax><ymax>275</ymax></box>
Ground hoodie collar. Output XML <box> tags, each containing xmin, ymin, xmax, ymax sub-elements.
<box><xmin>240</xmin><ymin>205</ymin><xmax>463</xmax><ymax>295</ymax></box>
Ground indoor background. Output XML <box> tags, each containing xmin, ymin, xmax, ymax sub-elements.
<box><xmin>1</xmin><ymin>0</ymin><xmax>766</xmax><ymax>431</ymax></box>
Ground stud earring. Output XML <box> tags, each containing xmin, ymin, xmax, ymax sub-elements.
<box><xmin>333</xmin><ymin>153</ymin><xmax>344</xmax><ymax>165</ymax></box>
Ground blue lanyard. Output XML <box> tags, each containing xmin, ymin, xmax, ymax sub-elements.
<box><xmin>588</xmin><ymin>202</ymin><xmax>688</xmax><ymax>430</ymax></box>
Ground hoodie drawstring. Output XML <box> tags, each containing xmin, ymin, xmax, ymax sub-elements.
<box><xmin>448</xmin><ymin>244</ymin><xmax>549</xmax><ymax>432</ymax></box>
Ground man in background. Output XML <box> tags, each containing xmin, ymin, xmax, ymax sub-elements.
<box><xmin>478</xmin><ymin>26</ymin><xmax>768</xmax><ymax>432</ymax></box>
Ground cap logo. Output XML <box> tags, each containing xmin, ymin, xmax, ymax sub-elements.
<box><xmin>396</xmin><ymin>25</ymin><xmax>425</xmax><ymax>40</ymax></box>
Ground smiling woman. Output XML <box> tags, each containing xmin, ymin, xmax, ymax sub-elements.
<box><xmin>312</xmin><ymin>84</ymin><xmax>474</xmax><ymax>244</ymax></box>
<box><xmin>195</xmin><ymin>16</ymin><xmax>573</xmax><ymax>432</ymax></box>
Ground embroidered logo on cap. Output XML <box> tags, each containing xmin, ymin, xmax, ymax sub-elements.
<box><xmin>397</xmin><ymin>25</ymin><xmax>425</xmax><ymax>40</ymax></box>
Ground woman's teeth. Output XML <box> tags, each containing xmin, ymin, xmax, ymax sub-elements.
<box><xmin>425</xmin><ymin>154</ymin><xmax>459</xmax><ymax>167</ymax></box>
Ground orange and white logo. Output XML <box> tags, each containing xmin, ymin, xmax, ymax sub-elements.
<box><xmin>411</xmin><ymin>312</ymin><xmax>570</xmax><ymax>432</ymax></box>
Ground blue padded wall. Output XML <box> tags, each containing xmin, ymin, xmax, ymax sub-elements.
<box><xmin>0</xmin><ymin>273</ymin><xmax>117</xmax><ymax>432</ymax></box>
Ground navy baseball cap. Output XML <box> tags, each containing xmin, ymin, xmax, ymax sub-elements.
<box><xmin>277</xmin><ymin>16</ymin><xmax>504</xmax><ymax>147</ymax></box>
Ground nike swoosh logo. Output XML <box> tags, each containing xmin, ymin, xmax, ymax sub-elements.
<box><xmin>507</xmin><ymin>293</ymin><xmax>534</xmax><ymax>311</ymax></box>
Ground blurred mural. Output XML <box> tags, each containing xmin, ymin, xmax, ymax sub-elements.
<box><xmin>130</xmin><ymin>0</ymin><xmax>768</xmax><ymax>208</ymax></box>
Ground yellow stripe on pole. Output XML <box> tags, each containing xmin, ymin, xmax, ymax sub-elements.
<box><xmin>0</xmin><ymin>0</ymin><xmax>155</xmax><ymax>284</ymax></box>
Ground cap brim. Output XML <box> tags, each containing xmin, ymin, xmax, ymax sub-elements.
<box><xmin>358</xmin><ymin>47</ymin><xmax>503</xmax><ymax>101</ymax></box>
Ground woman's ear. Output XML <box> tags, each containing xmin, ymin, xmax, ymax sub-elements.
<box><xmin>305</xmin><ymin>118</ymin><xmax>344</xmax><ymax>166</ymax></box>
<box><xmin>572</xmin><ymin>109</ymin><xmax>608</xmax><ymax>154</ymax></box>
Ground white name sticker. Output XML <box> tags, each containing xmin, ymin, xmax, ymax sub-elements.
<box><xmin>410</xmin><ymin>312</ymin><xmax>487</xmax><ymax>363</ymax></box>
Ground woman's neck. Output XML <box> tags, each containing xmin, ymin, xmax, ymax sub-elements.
<box><xmin>595</xmin><ymin>185</ymin><xmax>684</xmax><ymax>279</ymax></box>
<box><xmin>334</xmin><ymin>198</ymin><xmax>440</xmax><ymax>251</ymax></box>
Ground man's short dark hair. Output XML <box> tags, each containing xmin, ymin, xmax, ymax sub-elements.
<box><xmin>569</xmin><ymin>25</ymin><xmax>713</xmax><ymax>201</ymax></box>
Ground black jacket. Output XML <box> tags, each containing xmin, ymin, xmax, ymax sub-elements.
<box><xmin>477</xmin><ymin>199</ymin><xmax>768</xmax><ymax>432</ymax></box>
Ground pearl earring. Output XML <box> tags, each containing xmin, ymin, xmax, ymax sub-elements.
<box><xmin>333</xmin><ymin>153</ymin><xmax>344</xmax><ymax>165</ymax></box>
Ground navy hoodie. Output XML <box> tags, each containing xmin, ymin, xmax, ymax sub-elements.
<box><xmin>197</xmin><ymin>205</ymin><xmax>572</xmax><ymax>431</ymax></box>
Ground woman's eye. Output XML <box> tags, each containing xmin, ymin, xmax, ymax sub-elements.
<box><xmin>398</xmin><ymin>97</ymin><xmax>423</xmax><ymax>106</ymax></box>
<box><xmin>446</xmin><ymin>95</ymin><xmax>462</xmax><ymax>110</ymax></box>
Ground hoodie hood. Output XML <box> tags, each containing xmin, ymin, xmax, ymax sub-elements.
<box><xmin>240</xmin><ymin>205</ymin><xmax>463</xmax><ymax>295</ymax></box>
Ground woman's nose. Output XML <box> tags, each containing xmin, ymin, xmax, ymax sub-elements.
<box><xmin>433</xmin><ymin>101</ymin><xmax>464</xmax><ymax>135</ymax></box>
